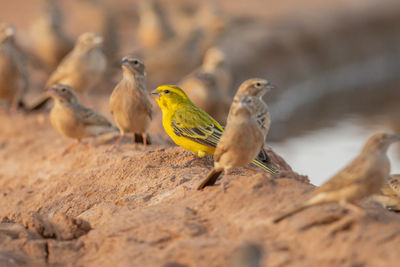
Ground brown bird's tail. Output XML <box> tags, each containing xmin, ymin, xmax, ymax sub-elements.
<box><xmin>272</xmin><ymin>203</ymin><xmax>310</xmax><ymax>223</ymax></box>
<box><xmin>197</xmin><ymin>168</ymin><xmax>223</xmax><ymax>190</ymax></box>
<box><xmin>28</xmin><ymin>93</ymin><xmax>51</xmax><ymax>111</ymax></box>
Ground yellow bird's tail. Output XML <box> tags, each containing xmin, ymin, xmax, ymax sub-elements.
<box><xmin>252</xmin><ymin>158</ymin><xmax>278</xmax><ymax>175</ymax></box>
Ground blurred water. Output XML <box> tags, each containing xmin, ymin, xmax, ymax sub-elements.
<box><xmin>271</xmin><ymin>118</ymin><xmax>400</xmax><ymax>186</ymax></box>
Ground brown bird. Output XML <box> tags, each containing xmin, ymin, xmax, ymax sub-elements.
<box><xmin>30</xmin><ymin>32</ymin><xmax>106</xmax><ymax>110</ymax></box>
<box><xmin>231</xmin><ymin>78</ymin><xmax>275</xmax><ymax>167</ymax></box>
<box><xmin>0</xmin><ymin>23</ymin><xmax>29</xmax><ymax>110</ymax></box>
<box><xmin>197</xmin><ymin>94</ymin><xmax>265</xmax><ymax>190</ymax></box>
<box><xmin>371</xmin><ymin>174</ymin><xmax>400</xmax><ymax>211</ymax></box>
<box><xmin>232</xmin><ymin>78</ymin><xmax>275</xmax><ymax>137</ymax></box>
<box><xmin>49</xmin><ymin>84</ymin><xmax>116</xmax><ymax>155</ymax></box>
<box><xmin>178</xmin><ymin>47</ymin><xmax>231</xmax><ymax>123</ymax></box>
<box><xmin>29</xmin><ymin>0</ymin><xmax>73</xmax><ymax>71</ymax></box>
<box><xmin>137</xmin><ymin>0</ymin><xmax>175</xmax><ymax>49</ymax></box>
<box><xmin>273</xmin><ymin>132</ymin><xmax>400</xmax><ymax>223</ymax></box>
<box><xmin>109</xmin><ymin>56</ymin><xmax>152</xmax><ymax>148</ymax></box>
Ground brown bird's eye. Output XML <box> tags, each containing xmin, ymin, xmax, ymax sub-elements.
<box><xmin>133</xmin><ymin>60</ymin><xmax>139</xmax><ymax>65</ymax></box>
<box><xmin>61</xmin><ymin>88</ymin><xmax>67</xmax><ymax>92</ymax></box>
<box><xmin>256</xmin><ymin>82</ymin><xmax>261</xmax><ymax>87</ymax></box>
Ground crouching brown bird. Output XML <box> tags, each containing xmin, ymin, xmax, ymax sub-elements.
<box><xmin>30</xmin><ymin>32</ymin><xmax>106</xmax><ymax>110</ymax></box>
<box><xmin>273</xmin><ymin>132</ymin><xmax>400</xmax><ymax>223</ymax></box>
<box><xmin>197</xmin><ymin>94</ymin><xmax>266</xmax><ymax>189</ymax></box>
<box><xmin>49</xmin><ymin>84</ymin><xmax>116</xmax><ymax>155</ymax></box>
<box><xmin>109</xmin><ymin>56</ymin><xmax>152</xmax><ymax>148</ymax></box>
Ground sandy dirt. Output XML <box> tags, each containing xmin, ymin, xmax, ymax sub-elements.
<box><xmin>1</xmin><ymin>111</ymin><xmax>400</xmax><ymax>266</ymax></box>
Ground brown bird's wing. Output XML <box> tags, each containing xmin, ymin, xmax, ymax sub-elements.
<box><xmin>170</xmin><ymin>106</ymin><xmax>222</xmax><ymax>148</ymax></box>
<box><xmin>74</xmin><ymin>103</ymin><xmax>112</xmax><ymax>127</ymax></box>
<box><xmin>313</xmin><ymin>155</ymin><xmax>372</xmax><ymax>195</ymax></box>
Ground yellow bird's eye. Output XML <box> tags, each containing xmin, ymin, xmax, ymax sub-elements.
<box><xmin>164</xmin><ymin>90</ymin><xmax>170</xmax><ymax>94</ymax></box>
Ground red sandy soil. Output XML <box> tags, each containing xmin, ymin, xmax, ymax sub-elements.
<box><xmin>1</xmin><ymin>110</ymin><xmax>400</xmax><ymax>266</ymax></box>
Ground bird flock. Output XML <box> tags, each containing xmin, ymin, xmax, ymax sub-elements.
<box><xmin>1</xmin><ymin>0</ymin><xmax>400</xmax><ymax>227</ymax></box>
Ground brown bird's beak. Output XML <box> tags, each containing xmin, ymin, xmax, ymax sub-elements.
<box><xmin>392</xmin><ymin>133</ymin><xmax>400</xmax><ymax>141</ymax></box>
<box><xmin>267</xmin><ymin>81</ymin><xmax>276</xmax><ymax>89</ymax></box>
<box><xmin>151</xmin><ymin>89</ymin><xmax>160</xmax><ymax>97</ymax></box>
<box><xmin>47</xmin><ymin>86</ymin><xmax>57</xmax><ymax>97</ymax></box>
<box><xmin>93</xmin><ymin>35</ymin><xmax>103</xmax><ymax>45</ymax></box>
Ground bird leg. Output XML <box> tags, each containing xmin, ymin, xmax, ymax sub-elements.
<box><xmin>220</xmin><ymin>170</ymin><xmax>232</xmax><ymax>193</ymax></box>
<box><xmin>132</xmin><ymin>133</ymin><xmax>138</xmax><ymax>149</ymax></box>
<box><xmin>61</xmin><ymin>140</ymin><xmax>81</xmax><ymax>156</ymax></box>
<box><xmin>344</xmin><ymin>202</ymin><xmax>366</xmax><ymax>215</ymax></box>
<box><xmin>142</xmin><ymin>133</ymin><xmax>147</xmax><ymax>148</ymax></box>
<box><xmin>110</xmin><ymin>134</ymin><xmax>124</xmax><ymax>150</ymax></box>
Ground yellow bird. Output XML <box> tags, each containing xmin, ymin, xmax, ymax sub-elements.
<box><xmin>152</xmin><ymin>85</ymin><xmax>277</xmax><ymax>174</ymax></box>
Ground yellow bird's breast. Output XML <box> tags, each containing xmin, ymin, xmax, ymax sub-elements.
<box><xmin>162</xmin><ymin>111</ymin><xmax>215</xmax><ymax>157</ymax></box>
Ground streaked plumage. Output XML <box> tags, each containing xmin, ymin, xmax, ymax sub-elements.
<box><xmin>109</xmin><ymin>56</ymin><xmax>152</xmax><ymax>148</ymax></box>
<box><xmin>372</xmin><ymin>174</ymin><xmax>400</xmax><ymax>211</ymax></box>
<box><xmin>273</xmin><ymin>133</ymin><xmax>400</xmax><ymax>223</ymax></box>
<box><xmin>233</xmin><ymin>78</ymin><xmax>274</xmax><ymax>137</ymax></box>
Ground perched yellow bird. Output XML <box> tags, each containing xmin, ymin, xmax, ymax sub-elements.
<box><xmin>152</xmin><ymin>85</ymin><xmax>277</xmax><ymax>174</ymax></box>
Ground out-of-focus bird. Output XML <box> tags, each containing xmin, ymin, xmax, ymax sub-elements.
<box><xmin>197</xmin><ymin>94</ymin><xmax>265</xmax><ymax>190</ymax></box>
<box><xmin>30</xmin><ymin>32</ymin><xmax>106</xmax><ymax>110</ymax></box>
<box><xmin>0</xmin><ymin>23</ymin><xmax>29</xmax><ymax>110</ymax></box>
<box><xmin>273</xmin><ymin>133</ymin><xmax>400</xmax><ymax>223</ymax></box>
<box><xmin>152</xmin><ymin>85</ymin><xmax>277</xmax><ymax>174</ymax></box>
<box><xmin>229</xmin><ymin>243</ymin><xmax>263</xmax><ymax>267</ymax></box>
<box><xmin>109</xmin><ymin>56</ymin><xmax>152</xmax><ymax>148</ymax></box>
<box><xmin>178</xmin><ymin>47</ymin><xmax>231</xmax><ymax>123</ymax></box>
<box><xmin>49</xmin><ymin>84</ymin><xmax>116</xmax><ymax>155</ymax></box>
<box><xmin>371</xmin><ymin>174</ymin><xmax>400</xmax><ymax>211</ymax></box>
<box><xmin>144</xmin><ymin>29</ymin><xmax>204</xmax><ymax>84</ymax></box>
<box><xmin>45</xmin><ymin>32</ymin><xmax>106</xmax><ymax>93</ymax></box>
<box><xmin>77</xmin><ymin>0</ymin><xmax>119</xmax><ymax>64</ymax></box>
<box><xmin>137</xmin><ymin>0</ymin><xmax>175</xmax><ymax>49</ymax></box>
<box><xmin>29</xmin><ymin>0</ymin><xmax>73</xmax><ymax>71</ymax></box>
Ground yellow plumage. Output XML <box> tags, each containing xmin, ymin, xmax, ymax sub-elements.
<box><xmin>152</xmin><ymin>85</ymin><xmax>276</xmax><ymax>174</ymax></box>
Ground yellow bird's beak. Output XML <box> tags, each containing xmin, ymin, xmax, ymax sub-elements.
<box><xmin>151</xmin><ymin>89</ymin><xmax>160</xmax><ymax>98</ymax></box>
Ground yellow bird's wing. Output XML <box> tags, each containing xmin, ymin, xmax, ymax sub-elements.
<box><xmin>171</xmin><ymin>106</ymin><xmax>223</xmax><ymax>148</ymax></box>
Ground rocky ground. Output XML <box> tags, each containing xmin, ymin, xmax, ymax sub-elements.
<box><xmin>1</xmin><ymin>111</ymin><xmax>400</xmax><ymax>266</ymax></box>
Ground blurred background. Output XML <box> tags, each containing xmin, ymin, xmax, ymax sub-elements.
<box><xmin>2</xmin><ymin>0</ymin><xmax>400</xmax><ymax>185</ymax></box>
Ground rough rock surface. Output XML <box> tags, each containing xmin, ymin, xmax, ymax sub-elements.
<box><xmin>1</xmin><ymin>112</ymin><xmax>400</xmax><ymax>267</ymax></box>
